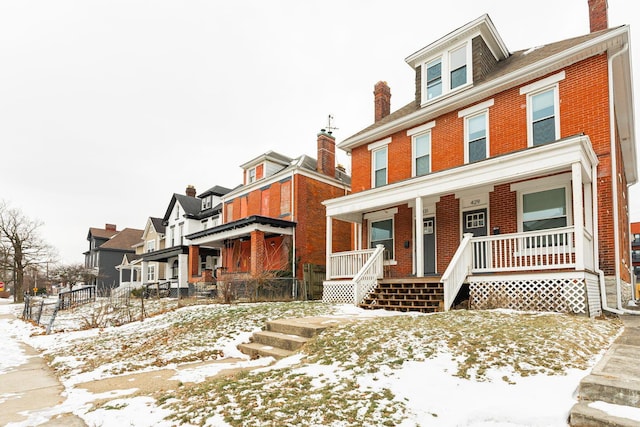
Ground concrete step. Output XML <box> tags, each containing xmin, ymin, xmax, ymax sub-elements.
<box><xmin>577</xmin><ymin>374</ymin><xmax>640</xmax><ymax>408</ymax></box>
<box><xmin>266</xmin><ymin>318</ymin><xmax>327</xmax><ymax>338</ymax></box>
<box><xmin>570</xmin><ymin>401</ymin><xmax>639</xmax><ymax>426</ymax></box>
<box><xmin>252</xmin><ymin>330</ymin><xmax>309</xmax><ymax>351</ymax></box>
<box><xmin>237</xmin><ymin>342</ymin><xmax>294</xmax><ymax>360</ymax></box>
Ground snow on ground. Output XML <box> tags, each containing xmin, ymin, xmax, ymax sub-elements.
<box><xmin>0</xmin><ymin>297</ymin><xmax>623</xmax><ymax>426</ymax></box>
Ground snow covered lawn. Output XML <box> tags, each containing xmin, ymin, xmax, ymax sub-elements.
<box><xmin>0</xmin><ymin>298</ymin><xmax>622</xmax><ymax>426</ymax></box>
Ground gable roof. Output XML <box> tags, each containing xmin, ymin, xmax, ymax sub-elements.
<box><xmin>162</xmin><ymin>193</ymin><xmax>201</xmax><ymax>221</ymax></box>
<box><xmin>99</xmin><ymin>228</ymin><xmax>144</xmax><ymax>251</ymax></box>
<box><xmin>223</xmin><ymin>152</ymin><xmax>351</xmax><ymax>200</ymax></box>
<box><xmin>199</xmin><ymin>185</ymin><xmax>233</xmax><ymax>198</ymax></box>
<box><xmin>339</xmin><ymin>25</ymin><xmax>627</xmax><ymax>152</ymax></box>
<box><xmin>150</xmin><ymin>217</ymin><xmax>165</xmax><ymax>234</ymax></box>
<box><xmin>87</xmin><ymin>227</ymin><xmax>118</xmax><ymax>240</ymax></box>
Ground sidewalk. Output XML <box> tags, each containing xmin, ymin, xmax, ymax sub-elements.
<box><xmin>570</xmin><ymin>314</ymin><xmax>640</xmax><ymax>425</ymax></box>
<box><xmin>0</xmin><ymin>311</ymin><xmax>86</xmax><ymax>426</ymax></box>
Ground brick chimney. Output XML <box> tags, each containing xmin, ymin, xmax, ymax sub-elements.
<box><xmin>105</xmin><ymin>224</ymin><xmax>116</xmax><ymax>231</ymax></box>
<box><xmin>588</xmin><ymin>0</ymin><xmax>608</xmax><ymax>32</ymax></box>
<box><xmin>317</xmin><ymin>129</ymin><xmax>336</xmax><ymax>178</ymax></box>
<box><xmin>374</xmin><ymin>81</ymin><xmax>391</xmax><ymax>122</ymax></box>
<box><xmin>186</xmin><ymin>185</ymin><xmax>196</xmax><ymax>197</ymax></box>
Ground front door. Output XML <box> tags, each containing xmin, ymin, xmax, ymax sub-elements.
<box><xmin>463</xmin><ymin>208</ymin><xmax>488</xmax><ymax>269</ymax></box>
<box><xmin>423</xmin><ymin>217</ymin><xmax>436</xmax><ymax>274</ymax></box>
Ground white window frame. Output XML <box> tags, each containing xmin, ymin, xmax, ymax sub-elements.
<box><xmin>520</xmin><ymin>71</ymin><xmax>565</xmax><ymax>147</ymax></box>
<box><xmin>146</xmin><ymin>240</ymin><xmax>155</xmax><ymax>253</ymax></box>
<box><xmin>421</xmin><ymin>41</ymin><xmax>472</xmax><ymax>105</ymax></box>
<box><xmin>201</xmin><ymin>196</ymin><xmax>212</xmax><ymax>210</ymax></box>
<box><xmin>512</xmin><ymin>174</ymin><xmax>573</xmax><ymax>234</ymax></box>
<box><xmin>364</xmin><ymin>208</ymin><xmax>398</xmax><ymax>264</ymax></box>
<box><xmin>248</xmin><ymin>167</ymin><xmax>257</xmax><ymax>184</ymax></box>
<box><xmin>368</xmin><ymin>137</ymin><xmax>391</xmax><ymax>188</ymax></box>
<box><xmin>147</xmin><ymin>264</ymin><xmax>156</xmax><ymax>282</ymax></box>
<box><xmin>460</xmin><ymin>99</ymin><xmax>493</xmax><ymax>164</ymax></box>
<box><xmin>408</xmin><ymin>121</ymin><xmax>436</xmax><ymax>177</ymax></box>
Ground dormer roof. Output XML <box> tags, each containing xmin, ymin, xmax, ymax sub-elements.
<box><xmin>405</xmin><ymin>14</ymin><xmax>509</xmax><ymax>69</ymax></box>
<box><xmin>240</xmin><ymin>151</ymin><xmax>292</xmax><ymax>170</ymax></box>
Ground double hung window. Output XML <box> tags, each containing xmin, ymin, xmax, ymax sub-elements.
<box><xmin>371</xmin><ymin>145</ymin><xmax>388</xmax><ymax>187</ymax></box>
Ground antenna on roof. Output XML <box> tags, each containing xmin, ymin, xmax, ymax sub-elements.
<box><xmin>326</xmin><ymin>114</ymin><xmax>339</xmax><ymax>134</ymax></box>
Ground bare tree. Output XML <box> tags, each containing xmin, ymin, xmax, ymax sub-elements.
<box><xmin>0</xmin><ymin>201</ymin><xmax>54</xmax><ymax>302</ymax></box>
<box><xmin>51</xmin><ymin>263</ymin><xmax>96</xmax><ymax>291</ymax></box>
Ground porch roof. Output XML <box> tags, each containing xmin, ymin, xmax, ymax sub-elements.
<box><xmin>142</xmin><ymin>245</ymin><xmax>188</xmax><ymax>262</ymax></box>
<box><xmin>186</xmin><ymin>215</ymin><xmax>296</xmax><ymax>247</ymax></box>
<box><xmin>323</xmin><ymin>134</ymin><xmax>598</xmax><ymax>222</ymax></box>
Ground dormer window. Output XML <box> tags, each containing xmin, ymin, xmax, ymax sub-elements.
<box><xmin>248</xmin><ymin>167</ymin><xmax>257</xmax><ymax>183</ymax></box>
<box><xmin>201</xmin><ymin>196</ymin><xmax>212</xmax><ymax>210</ymax></box>
<box><xmin>421</xmin><ymin>42</ymin><xmax>471</xmax><ymax>104</ymax></box>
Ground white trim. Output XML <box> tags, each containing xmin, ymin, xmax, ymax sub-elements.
<box><xmin>367</xmin><ymin>137</ymin><xmax>392</xmax><ymax>151</ymax></box>
<box><xmin>510</xmin><ymin>172</ymin><xmax>571</xmax><ymax>193</ymax></box>
<box><xmin>411</xmin><ymin>130</ymin><xmax>432</xmax><ymax>177</ymax></box>
<box><xmin>515</xmin><ymin>182</ymin><xmax>573</xmax><ymax>234</ymax></box>
<box><xmin>458</xmin><ymin>99</ymin><xmax>494</xmax><ymax>117</ymax></box>
<box><xmin>368</xmin><ymin>215</ymin><xmax>396</xmax><ymax>263</ymax></box>
<box><xmin>364</xmin><ymin>207</ymin><xmax>398</xmax><ymax>221</ymax></box>
<box><xmin>420</xmin><ymin>41</ymin><xmax>473</xmax><ymax>106</ymax></box>
<box><xmin>371</xmin><ymin>145</ymin><xmax>388</xmax><ymax>188</ymax></box>
<box><xmin>463</xmin><ymin>109</ymin><xmax>490</xmax><ymax>163</ymax></box>
<box><xmin>519</xmin><ymin>71</ymin><xmax>566</xmax><ymax>95</ymax></box>
<box><xmin>525</xmin><ymin>84</ymin><xmax>561</xmax><ymax>147</ymax></box>
<box><xmin>406</xmin><ymin>120</ymin><xmax>436</xmax><ymax>136</ymax></box>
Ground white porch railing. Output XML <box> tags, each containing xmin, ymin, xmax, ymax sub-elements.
<box><xmin>471</xmin><ymin>226</ymin><xmax>576</xmax><ymax>273</ymax></box>
<box><xmin>323</xmin><ymin>245</ymin><xmax>385</xmax><ymax>305</ymax></box>
<box><xmin>329</xmin><ymin>248</ymin><xmax>378</xmax><ymax>279</ymax></box>
<box><xmin>352</xmin><ymin>245</ymin><xmax>385</xmax><ymax>305</ymax></box>
<box><xmin>441</xmin><ymin>233</ymin><xmax>474</xmax><ymax>311</ymax></box>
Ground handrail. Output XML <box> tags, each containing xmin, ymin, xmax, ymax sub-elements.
<box><xmin>329</xmin><ymin>248</ymin><xmax>377</xmax><ymax>279</ymax></box>
<box><xmin>441</xmin><ymin>233</ymin><xmax>474</xmax><ymax>311</ymax></box>
<box><xmin>352</xmin><ymin>244</ymin><xmax>385</xmax><ymax>305</ymax></box>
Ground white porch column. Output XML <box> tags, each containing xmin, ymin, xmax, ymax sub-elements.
<box><xmin>326</xmin><ymin>215</ymin><xmax>333</xmax><ymax>280</ymax></box>
<box><xmin>141</xmin><ymin>261</ymin><xmax>148</xmax><ymax>285</ymax></box>
<box><xmin>179</xmin><ymin>254</ymin><xmax>189</xmax><ymax>290</ymax></box>
<box><xmin>119</xmin><ymin>267</ymin><xmax>123</xmax><ymax>286</ymax></box>
<box><xmin>356</xmin><ymin>223</ymin><xmax>362</xmax><ymax>250</ymax></box>
<box><xmin>572</xmin><ymin>162</ymin><xmax>585</xmax><ymax>270</ymax></box>
<box><xmin>415</xmin><ymin>196</ymin><xmax>424</xmax><ymax>277</ymax></box>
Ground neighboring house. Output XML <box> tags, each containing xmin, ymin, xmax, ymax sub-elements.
<box><xmin>141</xmin><ymin>185</ymin><xmax>231</xmax><ymax>296</ymax></box>
<box><xmin>631</xmin><ymin>222</ymin><xmax>640</xmax><ymax>285</ymax></box>
<box><xmin>322</xmin><ymin>0</ymin><xmax>636</xmax><ymax>317</ymax></box>
<box><xmin>186</xmin><ymin>131</ymin><xmax>353</xmax><ymax>297</ymax></box>
<box><xmin>84</xmin><ymin>224</ymin><xmax>144</xmax><ymax>293</ymax></box>
<box><xmin>116</xmin><ymin>217</ymin><xmax>166</xmax><ymax>289</ymax></box>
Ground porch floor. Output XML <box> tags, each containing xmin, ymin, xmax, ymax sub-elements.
<box><xmin>360</xmin><ymin>276</ymin><xmax>444</xmax><ymax>313</ymax></box>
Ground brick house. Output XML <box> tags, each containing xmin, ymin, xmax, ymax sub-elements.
<box><xmin>322</xmin><ymin>0</ymin><xmax>636</xmax><ymax>316</ymax></box>
<box><xmin>186</xmin><ymin>131</ymin><xmax>352</xmax><ymax>298</ymax></box>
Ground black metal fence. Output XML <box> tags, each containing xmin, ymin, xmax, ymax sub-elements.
<box><xmin>58</xmin><ymin>285</ymin><xmax>97</xmax><ymax>310</ymax></box>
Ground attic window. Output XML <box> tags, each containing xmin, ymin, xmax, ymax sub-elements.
<box><xmin>248</xmin><ymin>167</ymin><xmax>257</xmax><ymax>184</ymax></box>
<box><xmin>202</xmin><ymin>196</ymin><xmax>212</xmax><ymax>210</ymax></box>
<box><xmin>422</xmin><ymin>42</ymin><xmax>471</xmax><ymax>104</ymax></box>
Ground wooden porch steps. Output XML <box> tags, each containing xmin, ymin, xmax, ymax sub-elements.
<box><xmin>359</xmin><ymin>277</ymin><xmax>444</xmax><ymax>313</ymax></box>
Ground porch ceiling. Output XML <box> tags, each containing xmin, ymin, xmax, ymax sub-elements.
<box><xmin>324</xmin><ymin>134</ymin><xmax>598</xmax><ymax>222</ymax></box>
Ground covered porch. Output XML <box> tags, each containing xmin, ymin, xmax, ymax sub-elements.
<box><xmin>186</xmin><ymin>215</ymin><xmax>296</xmax><ymax>282</ymax></box>
<box><xmin>323</xmin><ymin>135</ymin><xmax>602</xmax><ymax>316</ymax></box>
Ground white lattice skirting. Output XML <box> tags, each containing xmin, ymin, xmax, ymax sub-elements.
<box><xmin>322</xmin><ymin>281</ymin><xmax>355</xmax><ymax>304</ymax></box>
<box><xmin>468</xmin><ymin>274</ymin><xmax>601</xmax><ymax>317</ymax></box>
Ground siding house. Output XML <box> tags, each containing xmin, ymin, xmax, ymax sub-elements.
<box><xmin>323</xmin><ymin>0</ymin><xmax>636</xmax><ymax>316</ymax></box>
<box><xmin>186</xmin><ymin>131</ymin><xmax>352</xmax><ymax>298</ymax></box>
<box><xmin>141</xmin><ymin>185</ymin><xmax>230</xmax><ymax>296</ymax></box>
<box><xmin>84</xmin><ymin>224</ymin><xmax>143</xmax><ymax>293</ymax></box>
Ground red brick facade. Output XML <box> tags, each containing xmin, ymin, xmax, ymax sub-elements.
<box><xmin>349</xmin><ymin>54</ymin><xmax>628</xmax><ymax>278</ymax></box>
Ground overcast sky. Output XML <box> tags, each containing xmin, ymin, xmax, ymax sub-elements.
<box><xmin>1</xmin><ymin>0</ymin><xmax>638</xmax><ymax>265</ymax></box>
